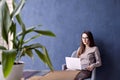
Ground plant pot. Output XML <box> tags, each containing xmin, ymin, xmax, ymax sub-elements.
<box><xmin>0</xmin><ymin>61</ymin><xmax>24</xmax><ymax>80</ymax></box>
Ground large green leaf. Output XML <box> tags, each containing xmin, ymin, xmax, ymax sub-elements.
<box><xmin>17</xmin><ymin>27</ymin><xmax>35</xmax><ymax>36</ymax></box>
<box><xmin>11</xmin><ymin>0</ymin><xmax>26</xmax><ymax>19</ymax></box>
<box><xmin>0</xmin><ymin>46</ymin><xmax>7</xmax><ymax>50</ymax></box>
<box><xmin>22</xmin><ymin>43</ymin><xmax>43</xmax><ymax>58</ymax></box>
<box><xmin>24</xmin><ymin>43</ymin><xmax>43</xmax><ymax>49</ymax></box>
<box><xmin>16</xmin><ymin>14</ymin><xmax>26</xmax><ymax>49</ymax></box>
<box><xmin>1</xmin><ymin>0</ymin><xmax>12</xmax><ymax>44</ymax></box>
<box><xmin>9</xmin><ymin>22</ymin><xmax>16</xmax><ymax>38</ymax></box>
<box><xmin>42</xmin><ymin>47</ymin><xmax>54</xmax><ymax>71</ymax></box>
<box><xmin>34</xmin><ymin>49</ymin><xmax>46</xmax><ymax>63</ymax></box>
<box><xmin>25</xmin><ymin>49</ymin><xmax>33</xmax><ymax>58</ymax></box>
<box><xmin>34</xmin><ymin>46</ymin><xmax>54</xmax><ymax>71</ymax></box>
<box><xmin>34</xmin><ymin>30</ymin><xmax>56</xmax><ymax>37</ymax></box>
<box><xmin>16</xmin><ymin>14</ymin><xmax>26</xmax><ymax>32</ymax></box>
<box><xmin>24</xmin><ymin>34</ymin><xmax>41</xmax><ymax>44</ymax></box>
<box><xmin>24</xmin><ymin>44</ymin><xmax>54</xmax><ymax>71</ymax></box>
<box><xmin>2</xmin><ymin>49</ymin><xmax>17</xmax><ymax>77</ymax></box>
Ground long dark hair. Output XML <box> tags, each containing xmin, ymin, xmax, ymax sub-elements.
<box><xmin>77</xmin><ymin>31</ymin><xmax>95</xmax><ymax>57</ymax></box>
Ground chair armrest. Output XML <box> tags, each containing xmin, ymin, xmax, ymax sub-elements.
<box><xmin>62</xmin><ymin>64</ymin><xmax>67</xmax><ymax>70</ymax></box>
<box><xmin>91</xmin><ymin>68</ymin><xmax>96</xmax><ymax>80</ymax></box>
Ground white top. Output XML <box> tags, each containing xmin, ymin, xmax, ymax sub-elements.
<box><xmin>77</xmin><ymin>46</ymin><xmax>102</xmax><ymax>69</ymax></box>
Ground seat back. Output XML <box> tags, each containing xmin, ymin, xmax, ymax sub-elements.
<box><xmin>71</xmin><ymin>50</ymin><xmax>77</xmax><ymax>57</ymax></box>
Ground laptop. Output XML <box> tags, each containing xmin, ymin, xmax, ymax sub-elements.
<box><xmin>65</xmin><ymin>57</ymin><xmax>82</xmax><ymax>70</ymax></box>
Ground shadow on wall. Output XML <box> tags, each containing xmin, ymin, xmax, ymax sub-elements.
<box><xmin>95</xmin><ymin>39</ymin><xmax>114</xmax><ymax>80</ymax></box>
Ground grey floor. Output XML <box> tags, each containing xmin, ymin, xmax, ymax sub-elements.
<box><xmin>23</xmin><ymin>70</ymin><xmax>50</xmax><ymax>79</ymax></box>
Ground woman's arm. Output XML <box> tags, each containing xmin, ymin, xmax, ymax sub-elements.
<box><xmin>87</xmin><ymin>47</ymin><xmax>102</xmax><ymax>71</ymax></box>
<box><xmin>93</xmin><ymin>47</ymin><xmax>102</xmax><ymax>67</ymax></box>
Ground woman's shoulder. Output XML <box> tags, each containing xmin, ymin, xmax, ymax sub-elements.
<box><xmin>92</xmin><ymin>46</ymin><xmax>99</xmax><ymax>50</ymax></box>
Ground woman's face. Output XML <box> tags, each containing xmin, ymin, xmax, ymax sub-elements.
<box><xmin>82</xmin><ymin>33</ymin><xmax>90</xmax><ymax>46</ymax></box>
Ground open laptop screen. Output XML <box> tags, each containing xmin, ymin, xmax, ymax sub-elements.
<box><xmin>65</xmin><ymin>57</ymin><xmax>82</xmax><ymax>70</ymax></box>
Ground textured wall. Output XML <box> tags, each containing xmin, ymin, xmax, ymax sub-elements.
<box><xmin>20</xmin><ymin>0</ymin><xmax>120</xmax><ymax>80</ymax></box>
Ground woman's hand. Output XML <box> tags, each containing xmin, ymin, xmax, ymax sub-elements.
<box><xmin>87</xmin><ymin>65</ymin><xmax>94</xmax><ymax>71</ymax></box>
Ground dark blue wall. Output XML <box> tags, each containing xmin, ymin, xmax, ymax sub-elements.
<box><xmin>20</xmin><ymin>0</ymin><xmax>120</xmax><ymax>80</ymax></box>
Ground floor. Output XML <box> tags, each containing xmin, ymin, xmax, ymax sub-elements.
<box><xmin>23</xmin><ymin>70</ymin><xmax>50</xmax><ymax>79</ymax></box>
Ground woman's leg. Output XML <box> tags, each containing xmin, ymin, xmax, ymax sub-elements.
<box><xmin>74</xmin><ymin>70</ymin><xmax>91</xmax><ymax>80</ymax></box>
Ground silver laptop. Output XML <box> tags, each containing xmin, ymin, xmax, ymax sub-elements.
<box><xmin>65</xmin><ymin>57</ymin><xmax>82</xmax><ymax>70</ymax></box>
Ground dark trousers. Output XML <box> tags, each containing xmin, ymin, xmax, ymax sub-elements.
<box><xmin>74</xmin><ymin>70</ymin><xmax>91</xmax><ymax>80</ymax></box>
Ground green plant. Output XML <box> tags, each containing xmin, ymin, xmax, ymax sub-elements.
<box><xmin>0</xmin><ymin>0</ymin><xmax>55</xmax><ymax>78</ymax></box>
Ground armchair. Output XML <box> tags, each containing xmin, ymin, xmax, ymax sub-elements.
<box><xmin>62</xmin><ymin>50</ymin><xmax>96</xmax><ymax>80</ymax></box>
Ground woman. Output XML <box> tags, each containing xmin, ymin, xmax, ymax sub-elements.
<box><xmin>74</xmin><ymin>31</ymin><xmax>102</xmax><ymax>80</ymax></box>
